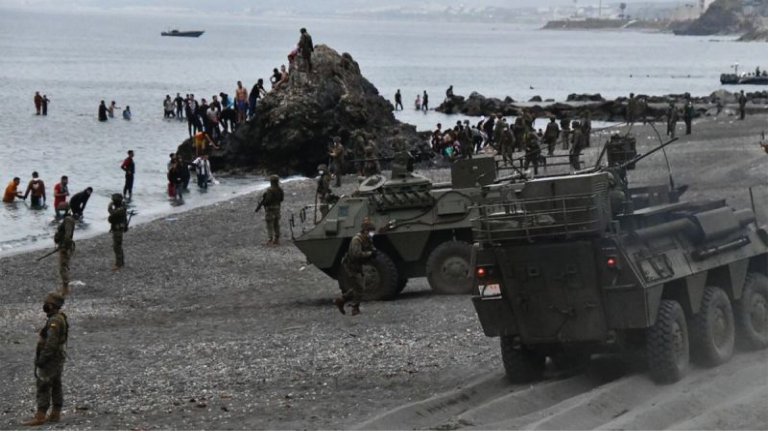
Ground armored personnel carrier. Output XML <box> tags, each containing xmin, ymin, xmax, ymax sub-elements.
<box><xmin>292</xmin><ymin>155</ymin><xmax>518</xmax><ymax>300</ymax></box>
<box><xmin>470</xmin><ymin>141</ymin><xmax>768</xmax><ymax>383</ymax></box>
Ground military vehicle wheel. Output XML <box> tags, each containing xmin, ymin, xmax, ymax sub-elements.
<box><xmin>426</xmin><ymin>241</ymin><xmax>473</xmax><ymax>295</ymax></box>
<box><xmin>338</xmin><ymin>252</ymin><xmax>400</xmax><ymax>301</ymax></box>
<box><xmin>500</xmin><ymin>337</ymin><xmax>545</xmax><ymax>383</ymax></box>
<box><xmin>691</xmin><ymin>286</ymin><xmax>735</xmax><ymax>366</ymax></box>
<box><xmin>735</xmin><ymin>273</ymin><xmax>768</xmax><ymax>350</ymax></box>
<box><xmin>647</xmin><ymin>300</ymin><xmax>689</xmax><ymax>383</ymax></box>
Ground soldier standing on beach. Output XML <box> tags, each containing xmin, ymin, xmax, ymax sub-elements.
<box><xmin>21</xmin><ymin>292</ymin><xmax>69</xmax><ymax>427</ymax></box>
<box><xmin>666</xmin><ymin>101</ymin><xmax>679</xmax><ymax>138</ymax></box>
<box><xmin>329</xmin><ymin>138</ymin><xmax>345</xmax><ymax>187</ymax></box>
<box><xmin>544</xmin><ymin>117</ymin><xmax>559</xmax><ymax>156</ymax></box>
<box><xmin>334</xmin><ymin>220</ymin><xmax>377</xmax><ymax>316</ymax></box>
<box><xmin>569</xmin><ymin>121</ymin><xmax>585</xmax><ymax>171</ymax></box>
<box><xmin>259</xmin><ymin>175</ymin><xmax>284</xmax><ymax>246</ymax></box>
<box><xmin>108</xmin><ymin>194</ymin><xmax>127</xmax><ymax>269</ymax></box>
<box><xmin>683</xmin><ymin>97</ymin><xmax>694</xmax><ymax>135</ymax></box>
<box><xmin>739</xmin><ymin>90</ymin><xmax>747</xmax><ymax>120</ymax></box>
<box><xmin>316</xmin><ymin>164</ymin><xmax>332</xmax><ymax>217</ymax></box>
<box><xmin>54</xmin><ymin>203</ymin><xmax>75</xmax><ymax>296</ymax></box>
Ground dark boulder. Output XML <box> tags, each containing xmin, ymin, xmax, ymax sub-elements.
<box><xmin>566</xmin><ymin>93</ymin><xmax>605</xmax><ymax>102</ymax></box>
<box><xmin>177</xmin><ymin>45</ymin><xmax>423</xmax><ymax>175</ymax></box>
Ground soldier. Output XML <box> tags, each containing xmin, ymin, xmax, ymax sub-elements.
<box><xmin>353</xmin><ymin>133</ymin><xmax>367</xmax><ymax>176</ymax></box>
<box><xmin>523</xmin><ymin>132</ymin><xmax>542</xmax><ymax>175</ymax></box>
<box><xmin>362</xmin><ymin>145</ymin><xmax>381</xmax><ymax>177</ymax></box>
<box><xmin>512</xmin><ymin>116</ymin><xmax>526</xmax><ymax>152</ymax></box>
<box><xmin>500</xmin><ymin>126</ymin><xmax>516</xmax><ymax>165</ymax></box>
<box><xmin>329</xmin><ymin>138</ymin><xmax>345</xmax><ymax>187</ymax></box>
<box><xmin>666</xmin><ymin>101</ymin><xmax>679</xmax><ymax>138</ymax></box>
<box><xmin>569</xmin><ymin>120</ymin><xmax>585</xmax><ymax>171</ymax></box>
<box><xmin>259</xmin><ymin>175</ymin><xmax>284</xmax><ymax>246</ymax></box>
<box><xmin>316</xmin><ymin>164</ymin><xmax>332</xmax><ymax>217</ymax></box>
<box><xmin>581</xmin><ymin>111</ymin><xmax>592</xmax><ymax>148</ymax></box>
<box><xmin>683</xmin><ymin>97</ymin><xmax>694</xmax><ymax>135</ymax></box>
<box><xmin>460</xmin><ymin>121</ymin><xmax>474</xmax><ymax>159</ymax></box>
<box><xmin>739</xmin><ymin>90</ymin><xmax>747</xmax><ymax>120</ymax></box>
<box><xmin>493</xmin><ymin>115</ymin><xmax>506</xmax><ymax>149</ymax></box>
<box><xmin>626</xmin><ymin>93</ymin><xmax>638</xmax><ymax>124</ymax></box>
<box><xmin>54</xmin><ymin>203</ymin><xmax>75</xmax><ymax>296</ymax></box>
<box><xmin>543</xmin><ymin>117</ymin><xmax>559</xmax><ymax>156</ymax></box>
<box><xmin>333</xmin><ymin>220</ymin><xmax>377</xmax><ymax>316</ymax></box>
<box><xmin>108</xmin><ymin>194</ymin><xmax>128</xmax><ymax>270</ymax></box>
<box><xmin>21</xmin><ymin>292</ymin><xmax>69</xmax><ymax>426</ymax></box>
<box><xmin>560</xmin><ymin>117</ymin><xmax>571</xmax><ymax>150</ymax></box>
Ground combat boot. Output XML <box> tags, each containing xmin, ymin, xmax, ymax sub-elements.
<box><xmin>350</xmin><ymin>305</ymin><xmax>361</xmax><ymax>316</ymax></box>
<box><xmin>21</xmin><ymin>411</ymin><xmax>47</xmax><ymax>426</ymax></box>
<box><xmin>61</xmin><ymin>283</ymin><xmax>70</xmax><ymax>296</ymax></box>
<box><xmin>333</xmin><ymin>296</ymin><xmax>346</xmax><ymax>315</ymax></box>
<box><xmin>46</xmin><ymin>408</ymin><xmax>61</xmax><ymax>423</ymax></box>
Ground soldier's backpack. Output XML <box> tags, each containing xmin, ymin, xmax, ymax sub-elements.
<box><xmin>54</xmin><ymin>222</ymin><xmax>65</xmax><ymax>245</ymax></box>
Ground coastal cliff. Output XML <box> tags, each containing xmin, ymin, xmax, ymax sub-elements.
<box><xmin>177</xmin><ymin>45</ymin><xmax>422</xmax><ymax>175</ymax></box>
<box><xmin>675</xmin><ymin>0</ymin><xmax>768</xmax><ymax>38</ymax></box>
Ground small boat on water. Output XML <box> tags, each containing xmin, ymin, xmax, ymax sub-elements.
<box><xmin>720</xmin><ymin>73</ymin><xmax>768</xmax><ymax>85</ymax></box>
<box><xmin>161</xmin><ymin>29</ymin><xmax>205</xmax><ymax>38</ymax></box>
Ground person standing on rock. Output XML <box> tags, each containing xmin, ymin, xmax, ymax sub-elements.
<box><xmin>235</xmin><ymin>81</ymin><xmax>248</xmax><ymax>125</ymax></box>
<box><xmin>334</xmin><ymin>220</ymin><xmax>377</xmax><ymax>316</ymax></box>
<box><xmin>683</xmin><ymin>97</ymin><xmax>694</xmax><ymax>135</ymax></box>
<box><xmin>329</xmin><ymin>138</ymin><xmax>345</xmax><ymax>187</ymax></box>
<box><xmin>20</xmin><ymin>292</ymin><xmax>69</xmax><ymax>427</ymax></box>
<box><xmin>569</xmin><ymin>121</ymin><xmax>585</xmax><ymax>172</ymax></box>
<box><xmin>739</xmin><ymin>90</ymin><xmax>747</xmax><ymax>120</ymax></box>
<box><xmin>394</xmin><ymin>90</ymin><xmax>403</xmax><ymax>111</ymax></box>
<box><xmin>298</xmin><ymin>28</ymin><xmax>314</xmax><ymax>72</ymax></box>
<box><xmin>259</xmin><ymin>175</ymin><xmax>284</xmax><ymax>246</ymax></box>
<box><xmin>543</xmin><ymin>117</ymin><xmax>559</xmax><ymax>156</ymax></box>
<box><xmin>54</xmin><ymin>202</ymin><xmax>75</xmax><ymax>296</ymax></box>
<box><xmin>422</xmin><ymin>91</ymin><xmax>429</xmax><ymax>112</ymax></box>
<box><xmin>666</xmin><ymin>101</ymin><xmax>678</xmax><ymax>139</ymax></box>
<box><xmin>121</xmin><ymin>150</ymin><xmax>135</xmax><ymax>200</ymax></box>
<box><xmin>108</xmin><ymin>193</ymin><xmax>128</xmax><ymax>269</ymax></box>
<box><xmin>445</xmin><ymin>85</ymin><xmax>454</xmax><ymax>101</ymax></box>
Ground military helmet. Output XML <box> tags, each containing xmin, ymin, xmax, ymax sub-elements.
<box><xmin>318</xmin><ymin>164</ymin><xmax>328</xmax><ymax>172</ymax></box>
<box><xmin>57</xmin><ymin>202</ymin><xmax>70</xmax><ymax>211</ymax></box>
<box><xmin>269</xmin><ymin>174</ymin><xmax>279</xmax><ymax>185</ymax></box>
<box><xmin>361</xmin><ymin>220</ymin><xmax>375</xmax><ymax>231</ymax></box>
<box><xmin>111</xmin><ymin>193</ymin><xmax>123</xmax><ymax>203</ymax></box>
<box><xmin>44</xmin><ymin>291</ymin><xmax>65</xmax><ymax>308</ymax></box>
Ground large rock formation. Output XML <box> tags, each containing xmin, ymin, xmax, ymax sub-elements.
<box><xmin>675</xmin><ymin>0</ymin><xmax>768</xmax><ymax>37</ymax></box>
<box><xmin>177</xmin><ymin>45</ymin><xmax>422</xmax><ymax>175</ymax></box>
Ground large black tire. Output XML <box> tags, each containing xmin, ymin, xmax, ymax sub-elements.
<box><xmin>426</xmin><ymin>241</ymin><xmax>473</xmax><ymax>295</ymax></box>
<box><xmin>647</xmin><ymin>300</ymin><xmax>690</xmax><ymax>383</ymax></box>
<box><xmin>735</xmin><ymin>272</ymin><xmax>768</xmax><ymax>350</ymax></box>
<box><xmin>337</xmin><ymin>251</ymin><xmax>400</xmax><ymax>301</ymax></box>
<box><xmin>500</xmin><ymin>337</ymin><xmax>546</xmax><ymax>383</ymax></box>
<box><xmin>691</xmin><ymin>286</ymin><xmax>735</xmax><ymax>366</ymax></box>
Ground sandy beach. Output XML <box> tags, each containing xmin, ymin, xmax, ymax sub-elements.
<box><xmin>1</xmin><ymin>113</ymin><xmax>767</xmax><ymax>430</ymax></box>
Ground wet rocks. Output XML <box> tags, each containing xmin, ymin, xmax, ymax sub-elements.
<box><xmin>177</xmin><ymin>45</ymin><xmax>422</xmax><ymax>175</ymax></box>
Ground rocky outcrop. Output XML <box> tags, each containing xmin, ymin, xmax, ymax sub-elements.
<box><xmin>177</xmin><ymin>45</ymin><xmax>422</xmax><ymax>175</ymax></box>
<box><xmin>675</xmin><ymin>0</ymin><xmax>768</xmax><ymax>37</ymax></box>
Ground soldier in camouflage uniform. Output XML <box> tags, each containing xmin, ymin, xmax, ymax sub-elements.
<box><xmin>108</xmin><ymin>194</ymin><xmax>127</xmax><ymax>270</ymax></box>
<box><xmin>459</xmin><ymin>121</ymin><xmax>474</xmax><ymax>159</ymax></box>
<box><xmin>353</xmin><ymin>134</ymin><xmax>367</xmax><ymax>176</ymax></box>
<box><xmin>543</xmin><ymin>117</ymin><xmax>559</xmax><ymax>156</ymax></box>
<box><xmin>21</xmin><ymin>292</ymin><xmax>69</xmax><ymax>426</ymax></box>
<box><xmin>316</xmin><ymin>164</ymin><xmax>333</xmax><ymax>217</ymax></box>
<box><xmin>334</xmin><ymin>220</ymin><xmax>376</xmax><ymax>316</ymax></box>
<box><xmin>328</xmin><ymin>138</ymin><xmax>345</xmax><ymax>187</ymax></box>
<box><xmin>666</xmin><ymin>101</ymin><xmax>679</xmax><ymax>139</ymax></box>
<box><xmin>362</xmin><ymin>145</ymin><xmax>381</xmax><ymax>177</ymax></box>
<box><xmin>523</xmin><ymin>132</ymin><xmax>542</xmax><ymax>175</ymax></box>
<box><xmin>499</xmin><ymin>125</ymin><xmax>516</xmax><ymax>166</ymax></box>
<box><xmin>54</xmin><ymin>202</ymin><xmax>75</xmax><ymax>296</ymax></box>
<box><xmin>260</xmin><ymin>175</ymin><xmax>284</xmax><ymax>246</ymax></box>
<box><xmin>569</xmin><ymin>120</ymin><xmax>585</xmax><ymax>171</ymax></box>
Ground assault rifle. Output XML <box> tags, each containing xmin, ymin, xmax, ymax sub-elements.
<box><xmin>36</xmin><ymin>247</ymin><xmax>59</xmax><ymax>262</ymax></box>
<box><xmin>254</xmin><ymin>194</ymin><xmax>266</xmax><ymax>213</ymax></box>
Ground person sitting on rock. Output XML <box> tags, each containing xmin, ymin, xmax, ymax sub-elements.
<box><xmin>274</xmin><ymin>65</ymin><xmax>289</xmax><ymax>90</ymax></box>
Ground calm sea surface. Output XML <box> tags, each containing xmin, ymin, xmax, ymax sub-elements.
<box><xmin>1</xmin><ymin>8</ymin><xmax>765</xmax><ymax>254</ymax></box>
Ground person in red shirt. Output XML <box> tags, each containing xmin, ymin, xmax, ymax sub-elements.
<box><xmin>53</xmin><ymin>176</ymin><xmax>70</xmax><ymax>218</ymax></box>
<box><xmin>23</xmin><ymin>172</ymin><xmax>46</xmax><ymax>208</ymax></box>
<box><xmin>3</xmin><ymin>177</ymin><xmax>24</xmax><ymax>203</ymax></box>
<box><xmin>34</xmin><ymin>92</ymin><xmax>43</xmax><ymax>115</ymax></box>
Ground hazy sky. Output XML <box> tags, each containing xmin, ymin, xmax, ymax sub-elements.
<box><xmin>1</xmin><ymin>0</ymin><xmax>685</xmax><ymax>15</ymax></box>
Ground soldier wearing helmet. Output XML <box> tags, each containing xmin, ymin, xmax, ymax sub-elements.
<box><xmin>21</xmin><ymin>292</ymin><xmax>69</xmax><ymax>426</ymax></box>
<box><xmin>316</xmin><ymin>164</ymin><xmax>332</xmax><ymax>217</ymax></box>
<box><xmin>334</xmin><ymin>220</ymin><xmax>377</xmax><ymax>316</ymax></box>
<box><xmin>258</xmin><ymin>175</ymin><xmax>284</xmax><ymax>246</ymax></box>
<box><xmin>53</xmin><ymin>202</ymin><xmax>75</xmax><ymax>295</ymax></box>
<box><xmin>108</xmin><ymin>193</ymin><xmax>128</xmax><ymax>269</ymax></box>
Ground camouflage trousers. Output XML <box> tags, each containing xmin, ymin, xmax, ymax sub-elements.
<box><xmin>501</xmin><ymin>145</ymin><xmax>514</xmax><ymax>165</ymax></box>
<box><xmin>265</xmin><ymin>207</ymin><xmax>281</xmax><ymax>242</ymax></box>
<box><xmin>36</xmin><ymin>362</ymin><xmax>64</xmax><ymax>412</ymax></box>
<box><xmin>58</xmin><ymin>247</ymin><xmax>74</xmax><ymax>285</ymax></box>
<box><xmin>112</xmin><ymin>230</ymin><xmax>124</xmax><ymax>267</ymax></box>
<box><xmin>343</xmin><ymin>271</ymin><xmax>364</xmax><ymax>306</ymax></box>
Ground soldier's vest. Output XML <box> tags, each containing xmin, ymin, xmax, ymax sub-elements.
<box><xmin>342</xmin><ymin>234</ymin><xmax>373</xmax><ymax>273</ymax></box>
<box><xmin>265</xmin><ymin>187</ymin><xmax>284</xmax><ymax>209</ymax></box>
<box><xmin>37</xmin><ymin>313</ymin><xmax>69</xmax><ymax>360</ymax></box>
<box><xmin>54</xmin><ymin>217</ymin><xmax>75</xmax><ymax>248</ymax></box>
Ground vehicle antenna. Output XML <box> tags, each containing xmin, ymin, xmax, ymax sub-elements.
<box><xmin>646</xmin><ymin>120</ymin><xmax>676</xmax><ymax>191</ymax></box>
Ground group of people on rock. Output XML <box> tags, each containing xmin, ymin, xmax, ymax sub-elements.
<box><xmin>98</xmin><ymin>100</ymin><xmax>130</xmax><ymax>121</ymax></box>
<box><xmin>394</xmin><ymin>90</ymin><xmax>429</xmax><ymax>112</ymax></box>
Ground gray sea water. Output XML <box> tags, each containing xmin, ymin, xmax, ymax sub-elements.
<box><xmin>1</xmin><ymin>8</ymin><xmax>766</xmax><ymax>254</ymax></box>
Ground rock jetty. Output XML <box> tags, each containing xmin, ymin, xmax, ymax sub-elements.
<box><xmin>177</xmin><ymin>45</ymin><xmax>422</xmax><ymax>175</ymax></box>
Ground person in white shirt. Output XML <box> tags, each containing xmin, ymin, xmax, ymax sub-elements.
<box><xmin>192</xmin><ymin>154</ymin><xmax>214</xmax><ymax>189</ymax></box>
